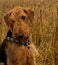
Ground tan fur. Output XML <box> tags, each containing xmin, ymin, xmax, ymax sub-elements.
<box><xmin>4</xmin><ymin>7</ymin><xmax>37</xmax><ymax>65</ymax></box>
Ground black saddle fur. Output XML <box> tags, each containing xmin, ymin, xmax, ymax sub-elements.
<box><xmin>0</xmin><ymin>30</ymin><xmax>12</xmax><ymax>65</ymax></box>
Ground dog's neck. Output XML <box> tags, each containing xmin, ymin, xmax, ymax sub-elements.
<box><xmin>7</xmin><ymin>30</ymin><xmax>12</xmax><ymax>37</ymax></box>
<box><xmin>6</xmin><ymin>30</ymin><xmax>30</xmax><ymax>46</ymax></box>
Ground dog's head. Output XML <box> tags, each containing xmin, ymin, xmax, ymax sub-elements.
<box><xmin>4</xmin><ymin>7</ymin><xmax>34</xmax><ymax>41</ymax></box>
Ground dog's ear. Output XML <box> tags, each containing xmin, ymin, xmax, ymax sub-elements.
<box><xmin>4</xmin><ymin>10</ymin><xmax>13</xmax><ymax>27</ymax></box>
<box><xmin>4</xmin><ymin>10</ymin><xmax>15</xmax><ymax>32</ymax></box>
<box><xmin>24</xmin><ymin>8</ymin><xmax>34</xmax><ymax>21</ymax></box>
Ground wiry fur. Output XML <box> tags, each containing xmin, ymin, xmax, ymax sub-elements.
<box><xmin>1</xmin><ymin>7</ymin><xmax>37</xmax><ymax>65</ymax></box>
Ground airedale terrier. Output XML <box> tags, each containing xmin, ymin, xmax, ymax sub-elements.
<box><xmin>0</xmin><ymin>7</ymin><xmax>37</xmax><ymax>65</ymax></box>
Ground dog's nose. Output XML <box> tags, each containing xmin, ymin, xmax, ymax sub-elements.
<box><xmin>18</xmin><ymin>34</ymin><xmax>24</xmax><ymax>38</ymax></box>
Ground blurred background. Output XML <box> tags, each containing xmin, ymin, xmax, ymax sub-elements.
<box><xmin>0</xmin><ymin>0</ymin><xmax>58</xmax><ymax>65</ymax></box>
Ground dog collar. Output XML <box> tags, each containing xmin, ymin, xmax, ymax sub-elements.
<box><xmin>6</xmin><ymin>37</ymin><xmax>30</xmax><ymax>46</ymax></box>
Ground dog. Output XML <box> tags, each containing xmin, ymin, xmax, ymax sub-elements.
<box><xmin>0</xmin><ymin>7</ymin><xmax>37</xmax><ymax>65</ymax></box>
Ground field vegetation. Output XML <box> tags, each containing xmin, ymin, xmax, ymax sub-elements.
<box><xmin>0</xmin><ymin>0</ymin><xmax>58</xmax><ymax>65</ymax></box>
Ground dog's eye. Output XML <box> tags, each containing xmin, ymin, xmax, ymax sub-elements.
<box><xmin>21</xmin><ymin>16</ymin><xmax>26</xmax><ymax>20</ymax></box>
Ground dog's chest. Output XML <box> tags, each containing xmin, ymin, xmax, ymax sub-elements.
<box><xmin>5</xmin><ymin>41</ymin><xmax>28</xmax><ymax>65</ymax></box>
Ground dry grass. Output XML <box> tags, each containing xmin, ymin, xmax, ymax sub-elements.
<box><xmin>0</xmin><ymin>0</ymin><xmax>58</xmax><ymax>65</ymax></box>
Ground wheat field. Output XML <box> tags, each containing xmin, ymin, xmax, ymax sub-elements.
<box><xmin>0</xmin><ymin>0</ymin><xmax>58</xmax><ymax>65</ymax></box>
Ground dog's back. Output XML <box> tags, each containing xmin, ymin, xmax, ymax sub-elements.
<box><xmin>0</xmin><ymin>40</ymin><xmax>7</xmax><ymax>65</ymax></box>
